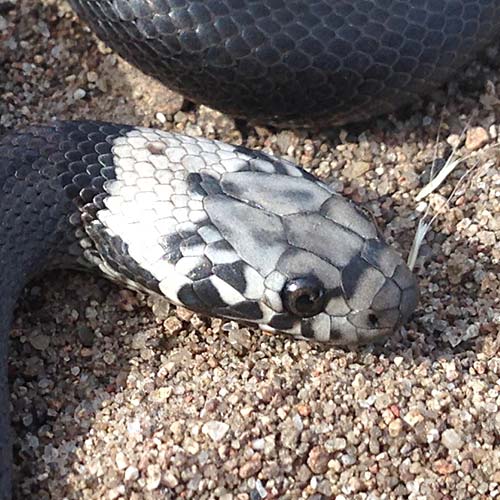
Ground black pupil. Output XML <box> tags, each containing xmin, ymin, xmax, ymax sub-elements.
<box><xmin>295</xmin><ymin>290</ymin><xmax>319</xmax><ymax>313</ymax></box>
<box><xmin>283</xmin><ymin>277</ymin><xmax>325</xmax><ymax>318</ymax></box>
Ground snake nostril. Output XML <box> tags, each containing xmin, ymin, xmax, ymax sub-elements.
<box><xmin>368</xmin><ymin>313</ymin><xmax>379</xmax><ymax>328</ymax></box>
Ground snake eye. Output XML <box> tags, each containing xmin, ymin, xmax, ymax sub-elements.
<box><xmin>282</xmin><ymin>276</ymin><xmax>326</xmax><ymax>318</ymax></box>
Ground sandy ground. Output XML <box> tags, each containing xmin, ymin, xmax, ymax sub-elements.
<box><xmin>1</xmin><ymin>1</ymin><xmax>500</xmax><ymax>499</ymax></box>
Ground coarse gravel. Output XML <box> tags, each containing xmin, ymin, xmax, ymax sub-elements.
<box><xmin>1</xmin><ymin>1</ymin><xmax>500</xmax><ymax>499</ymax></box>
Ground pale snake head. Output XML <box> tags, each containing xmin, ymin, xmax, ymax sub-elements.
<box><xmin>87</xmin><ymin>126</ymin><xmax>419</xmax><ymax>345</ymax></box>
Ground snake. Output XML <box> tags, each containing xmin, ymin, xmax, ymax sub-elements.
<box><xmin>0</xmin><ymin>120</ymin><xmax>418</xmax><ymax>496</ymax></box>
<box><xmin>1</xmin><ymin>0</ymin><xmax>499</xmax><ymax>497</ymax></box>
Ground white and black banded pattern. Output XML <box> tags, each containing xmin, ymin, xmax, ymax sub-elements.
<box><xmin>65</xmin><ymin>122</ymin><xmax>419</xmax><ymax>345</ymax></box>
<box><xmin>0</xmin><ymin>121</ymin><xmax>418</xmax><ymax>347</ymax></box>
<box><xmin>0</xmin><ymin>122</ymin><xmax>417</xmax><ymax>344</ymax></box>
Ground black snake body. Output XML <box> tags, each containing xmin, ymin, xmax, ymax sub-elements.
<box><xmin>1</xmin><ymin>0</ymin><xmax>499</xmax><ymax>497</ymax></box>
<box><xmin>70</xmin><ymin>0</ymin><xmax>500</xmax><ymax>126</ymax></box>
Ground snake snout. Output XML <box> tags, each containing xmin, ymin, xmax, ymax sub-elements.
<box><xmin>336</xmin><ymin>242</ymin><xmax>419</xmax><ymax>344</ymax></box>
<box><xmin>366</xmin><ymin>261</ymin><xmax>419</xmax><ymax>339</ymax></box>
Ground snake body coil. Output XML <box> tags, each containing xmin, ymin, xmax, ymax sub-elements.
<box><xmin>70</xmin><ymin>0</ymin><xmax>500</xmax><ymax>126</ymax></box>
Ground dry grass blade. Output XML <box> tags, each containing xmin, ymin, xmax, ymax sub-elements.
<box><xmin>407</xmin><ymin>117</ymin><xmax>499</xmax><ymax>271</ymax></box>
<box><xmin>415</xmin><ymin>150</ymin><xmax>476</xmax><ymax>202</ymax></box>
<box><xmin>415</xmin><ymin>115</ymin><xmax>471</xmax><ymax>202</ymax></box>
<box><xmin>407</xmin><ymin>166</ymin><xmax>475</xmax><ymax>271</ymax></box>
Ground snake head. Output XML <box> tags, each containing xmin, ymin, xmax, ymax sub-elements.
<box><xmin>170</xmin><ymin>151</ymin><xmax>418</xmax><ymax>345</ymax></box>
<box><xmin>100</xmin><ymin>128</ymin><xmax>418</xmax><ymax>345</ymax></box>
<box><xmin>245</xmin><ymin>192</ymin><xmax>419</xmax><ymax>344</ymax></box>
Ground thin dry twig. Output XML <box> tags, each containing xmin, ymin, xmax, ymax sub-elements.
<box><xmin>407</xmin><ymin>166</ymin><xmax>475</xmax><ymax>271</ymax></box>
<box><xmin>407</xmin><ymin>118</ymin><xmax>499</xmax><ymax>271</ymax></box>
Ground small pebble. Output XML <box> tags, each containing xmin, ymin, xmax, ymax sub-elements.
<box><xmin>28</xmin><ymin>334</ymin><xmax>50</xmax><ymax>351</ymax></box>
<box><xmin>73</xmin><ymin>88</ymin><xmax>86</xmax><ymax>100</ymax></box>
<box><xmin>344</xmin><ymin>160</ymin><xmax>371</xmax><ymax>179</ymax></box>
<box><xmin>441</xmin><ymin>429</ymin><xmax>464</xmax><ymax>450</ymax></box>
<box><xmin>124</xmin><ymin>466</ymin><xmax>139</xmax><ymax>482</ymax></box>
<box><xmin>146</xmin><ymin>464</ymin><xmax>162</xmax><ymax>491</ymax></box>
<box><xmin>202</xmin><ymin>421</ymin><xmax>230</xmax><ymax>442</ymax></box>
<box><xmin>77</xmin><ymin>325</ymin><xmax>95</xmax><ymax>347</ymax></box>
<box><xmin>239</xmin><ymin>456</ymin><xmax>262</xmax><ymax>479</ymax></box>
<box><xmin>465</xmin><ymin>126</ymin><xmax>489</xmax><ymax>150</ymax></box>
<box><xmin>307</xmin><ymin>446</ymin><xmax>330</xmax><ymax>474</ymax></box>
<box><xmin>115</xmin><ymin>452</ymin><xmax>128</xmax><ymax>470</ymax></box>
<box><xmin>156</xmin><ymin>112</ymin><xmax>166</xmax><ymax>124</ymax></box>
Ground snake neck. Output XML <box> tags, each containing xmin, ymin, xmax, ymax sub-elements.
<box><xmin>0</xmin><ymin>121</ymin><xmax>137</xmax><ymax>303</ymax></box>
<box><xmin>0</xmin><ymin>125</ymin><xmax>79</xmax><ymax>291</ymax></box>
<box><xmin>0</xmin><ymin>121</ymin><xmax>134</xmax><ymax>499</ymax></box>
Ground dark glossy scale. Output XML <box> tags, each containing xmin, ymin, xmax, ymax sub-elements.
<box><xmin>70</xmin><ymin>0</ymin><xmax>500</xmax><ymax>126</ymax></box>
